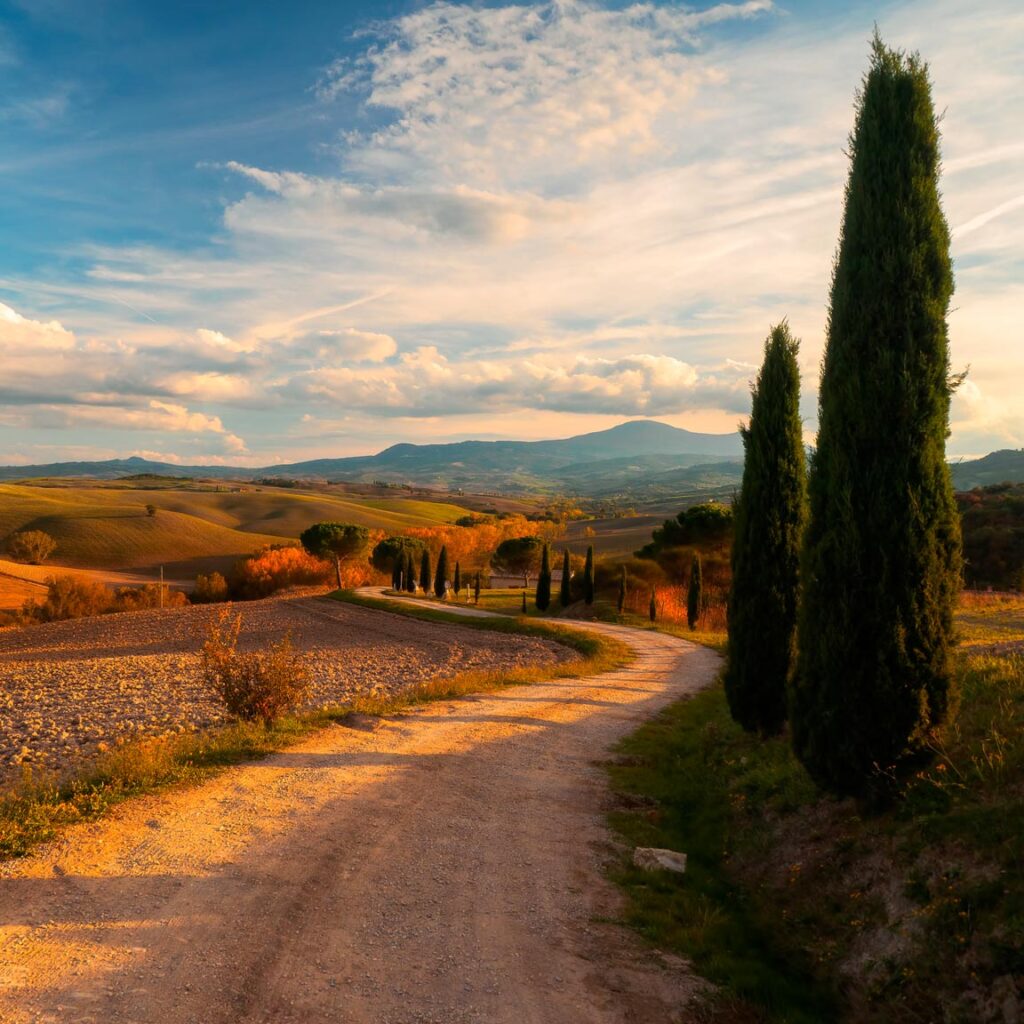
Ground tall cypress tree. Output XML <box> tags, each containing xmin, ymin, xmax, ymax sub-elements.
<box><xmin>535</xmin><ymin>543</ymin><xmax>552</xmax><ymax>611</ymax></box>
<box><xmin>792</xmin><ymin>36</ymin><xmax>962</xmax><ymax>798</ymax></box>
<box><xmin>583</xmin><ymin>546</ymin><xmax>595</xmax><ymax>605</ymax></box>
<box><xmin>617</xmin><ymin>566</ymin><xmax>627</xmax><ymax>615</ymax></box>
<box><xmin>405</xmin><ymin>552</ymin><xmax>416</xmax><ymax>592</ymax></box>
<box><xmin>687</xmin><ymin>554</ymin><xmax>702</xmax><ymax>630</ymax></box>
<box><xmin>725</xmin><ymin>323</ymin><xmax>807</xmax><ymax>736</ymax></box>
<box><xmin>434</xmin><ymin>546</ymin><xmax>449</xmax><ymax>598</ymax></box>
<box><xmin>521</xmin><ymin>590</ymin><xmax>527</xmax><ymax>614</ymax></box>
<box><xmin>474</xmin><ymin>571</ymin><xmax>481</xmax><ymax>604</ymax></box>
<box><xmin>453</xmin><ymin>561</ymin><xmax>461</xmax><ymax>595</ymax></box>
<box><xmin>649</xmin><ymin>587</ymin><xmax>657</xmax><ymax>623</ymax></box>
<box><xmin>419</xmin><ymin>550</ymin><xmax>432</xmax><ymax>593</ymax></box>
<box><xmin>559</xmin><ymin>549</ymin><xmax>571</xmax><ymax>607</ymax></box>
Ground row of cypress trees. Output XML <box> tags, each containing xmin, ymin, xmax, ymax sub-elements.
<box><xmin>725</xmin><ymin>36</ymin><xmax>961</xmax><ymax>799</ymax></box>
<box><xmin>532</xmin><ymin>543</ymin><xmax>596</xmax><ymax>611</ymax></box>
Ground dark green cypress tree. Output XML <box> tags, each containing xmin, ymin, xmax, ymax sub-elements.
<box><xmin>617</xmin><ymin>566</ymin><xmax>627</xmax><ymax>615</ymax></box>
<box><xmin>474</xmin><ymin>572</ymin><xmax>481</xmax><ymax>604</ymax></box>
<box><xmin>649</xmin><ymin>587</ymin><xmax>657</xmax><ymax>622</ymax></box>
<box><xmin>405</xmin><ymin>552</ymin><xmax>416</xmax><ymax>593</ymax></box>
<box><xmin>535</xmin><ymin>544</ymin><xmax>552</xmax><ymax>611</ymax></box>
<box><xmin>725</xmin><ymin>323</ymin><xmax>807</xmax><ymax>736</ymax></box>
<box><xmin>559</xmin><ymin>550</ymin><xmax>571</xmax><ymax>607</ymax></box>
<box><xmin>453</xmin><ymin>561</ymin><xmax>461</xmax><ymax>595</ymax></box>
<box><xmin>792</xmin><ymin>36</ymin><xmax>962</xmax><ymax>799</ymax></box>
<box><xmin>583</xmin><ymin>546</ymin><xmax>595</xmax><ymax>605</ymax></box>
<box><xmin>419</xmin><ymin>550</ymin><xmax>431</xmax><ymax>593</ymax></box>
<box><xmin>391</xmin><ymin>558</ymin><xmax>401</xmax><ymax>590</ymax></box>
<box><xmin>687</xmin><ymin>554</ymin><xmax>702</xmax><ymax>630</ymax></box>
<box><xmin>521</xmin><ymin>590</ymin><xmax>527</xmax><ymax>614</ymax></box>
<box><xmin>434</xmin><ymin>546</ymin><xmax>448</xmax><ymax>599</ymax></box>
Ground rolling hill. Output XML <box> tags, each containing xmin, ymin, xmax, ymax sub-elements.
<box><xmin>951</xmin><ymin>449</ymin><xmax>1024</xmax><ymax>490</ymax></box>
<box><xmin>0</xmin><ymin>482</ymin><xmax>473</xmax><ymax>575</ymax></box>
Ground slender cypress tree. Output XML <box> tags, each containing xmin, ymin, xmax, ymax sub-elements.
<box><xmin>617</xmin><ymin>566</ymin><xmax>627</xmax><ymax>615</ymax></box>
<box><xmin>391</xmin><ymin>558</ymin><xmax>401</xmax><ymax>590</ymax></box>
<box><xmin>535</xmin><ymin>544</ymin><xmax>552</xmax><ymax>611</ymax></box>
<box><xmin>687</xmin><ymin>554</ymin><xmax>702</xmax><ymax>630</ymax></box>
<box><xmin>649</xmin><ymin>587</ymin><xmax>657</xmax><ymax>622</ymax></box>
<box><xmin>453</xmin><ymin>561</ymin><xmax>461</xmax><ymax>595</ymax></box>
<box><xmin>406</xmin><ymin>552</ymin><xmax>417</xmax><ymax>593</ymax></box>
<box><xmin>434</xmin><ymin>546</ymin><xmax>449</xmax><ymax>598</ymax></box>
<box><xmin>521</xmin><ymin>590</ymin><xmax>527</xmax><ymax>614</ymax></box>
<box><xmin>792</xmin><ymin>36</ymin><xmax>962</xmax><ymax>798</ymax></box>
<box><xmin>559</xmin><ymin>550</ymin><xmax>571</xmax><ymax>607</ymax></box>
<box><xmin>725</xmin><ymin>323</ymin><xmax>807</xmax><ymax>736</ymax></box>
<box><xmin>583</xmin><ymin>546</ymin><xmax>595</xmax><ymax>605</ymax></box>
<box><xmin>419</xmin><ymin>550</ymin><xmax>431</xmax><ymax>593</ymax></box>
<box><xmin>474</xmin><ymin>571</ymin><xmax>481</xmax><ymax>604</ymax></box>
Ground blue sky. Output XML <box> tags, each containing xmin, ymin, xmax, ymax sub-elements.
<box><xmin>1</xmin><ymin>0</ymin><xmax>1021</xmax><ymax>465</ymax></box>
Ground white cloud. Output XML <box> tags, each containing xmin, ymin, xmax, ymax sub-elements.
<box><xmin>0</xmin><ymin>301</ymin><xmax>75</xmax><ymax>351</ymax></box>
<box><xmin>2</xmin><ymin>0</ymin><xmax>1022</xmax><ymax>459</ymax></box>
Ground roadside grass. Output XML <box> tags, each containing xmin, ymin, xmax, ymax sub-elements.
<box><xmin>955</xmin><ymin>590</ymin><xmax>1024</xmax><ymax>648</ymax></box>
<box><xmin>458</xmin><ymin>587</ymin><xmax>730</xmax><ymax>652</ymax></box>
<box><xmin>0</xmin><ymin>711</ymin><xmax>347</xmax><ymax>859</ymax></box>
<box><xmin>1</xmin><ymin>590</ymin><xmax>630</xmax><ymax>861</ymax></box>
<box><xmin>605</xmin><ymin>597</ymin><xmax>1024</xmax><ymax>1022</ymax></box>
<box><xmin>606</xmin><ymin>679</ymin><xmax>834</xmax><ymax>1023</ymax></box>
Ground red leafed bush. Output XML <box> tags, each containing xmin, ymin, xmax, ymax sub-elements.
<box><xmin>228</xmin><ymin>545</ymin><xmax>334</xmax><ymax>599</ymax></box>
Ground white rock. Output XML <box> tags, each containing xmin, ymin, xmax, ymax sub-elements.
<box><xmin>632</xmin><ymin>847</ymin><xmax>687</xmax><ymax>874</ymax></box>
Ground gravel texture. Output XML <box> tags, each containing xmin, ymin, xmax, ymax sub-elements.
<box><xmin>0</xmin><ymin>613</ymin><xmax>719</xmax><ymax>1024</ymax></box>
<box><xmin>0</xmin><ymin>591</ymin><xmax>572</xmax><ymax>787</ymax></box>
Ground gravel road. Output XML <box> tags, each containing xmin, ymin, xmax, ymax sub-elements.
<box><xmin>0</xmin><ymin>606</ymin><xmax>720</xmax><ymax>1023</ymax></box>
<box><xmin>0</xmin><ymin>592</ymin><xmax>571</xmax><ymax>786</ymax></box>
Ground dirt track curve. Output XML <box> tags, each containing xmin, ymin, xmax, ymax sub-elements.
<box><xmin>0</xmin><ymin>595</ymin><xmax>720</xmax><ymax>1024</ymax></box>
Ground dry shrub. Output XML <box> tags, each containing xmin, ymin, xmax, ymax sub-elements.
<box><xmin>29</xmin><ymin>575</ymin><xmax>111</xmax><ymax>621</ymax></box>
<box><xmin>229</xmin><ymin>545</ymin><xmax>334</xmax><ymax>599</ymax></box>
<box><xmin>6</xmin><ymin>529</ymin><xmax>57</xmax><ymax>564</ymax></box>
<box><xmin>114</xmin><ymin>584</ymin><xmax>189</xmax><ymax>612</ymax></box>
<box><xmin>200</xmin><ymin>607</ymin><xmax>311</xmax><ymax>724</ymax></box>
<box><xmin>192</xmin><ymin>571</ymin><xmax>230</xmax><ymax>604</ymax></box>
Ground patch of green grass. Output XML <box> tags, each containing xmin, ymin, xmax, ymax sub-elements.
<box><xmin>606</xmin><ymin>680</ymin><xmax>834</xmax><ymax>1023</ymax></box>
<box><xmin>607</xmin><ymin>649</ymin><xmax>1024</xmax><ymax>1022</ymax></box>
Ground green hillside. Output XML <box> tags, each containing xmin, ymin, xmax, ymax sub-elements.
<box><xmin>0</xmin><ymin>483</ymin><xmax>472</xmax><ymax>573</ymax></box>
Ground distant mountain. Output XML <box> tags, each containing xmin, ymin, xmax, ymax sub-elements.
<box><xmin>0</xmin><ymin>421</ymin><xmax>744</xmax><ymax>498</ymax></box>
<box><xmin>951</xmin><ymin>450</ymin><xmax>1024</xmax><ymax>490</ymax></box>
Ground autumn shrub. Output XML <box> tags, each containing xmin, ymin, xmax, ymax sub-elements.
<box><xmin>6</xmin><ymin>530</ymin><xmax>57</xmax><ymax>565</ymax></box>
<box><xmin>29</xmin><ymin>576</ymin><xmax>112</xmax><ymax>621</ymax></box>
<box><xmin>192</xmin><ymin>571</ymin><xmax>230</xmax><ymax>604</ymax></box>
<box><xmin>228</xmin><ymin>545</ymin><xmax>334</xmax><ymax>599</ymax></box>
<box><xmin>200</xmin><ymin>608</ymin><xmax>311</xmax><ymax>724</ymax></box>
<box><xmin>114</xmin><ymin>584</ymin><xmax>189</xmax><ymax>612</ymax></box>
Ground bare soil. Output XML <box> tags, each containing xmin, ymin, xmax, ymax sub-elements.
<box><xmin>0</xmin><ymin>613</ymin><xmax>719</xmax><ymax>1024</ymax></box>
<box><xmin>0</xmin><ymin>593</ymin><xmax>571</xmax><ymax>786</ymax></box>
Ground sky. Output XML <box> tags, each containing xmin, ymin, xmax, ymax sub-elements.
<box><xmin>0</xmin><ymin>0</ymin><xmax>1021</xmax><ymax>466</ymax></box>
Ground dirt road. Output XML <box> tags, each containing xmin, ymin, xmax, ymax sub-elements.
<box><xmin>0</xmin><ymin>604</ymin><xmax>719</xmax><ymax>1024</ymax></box>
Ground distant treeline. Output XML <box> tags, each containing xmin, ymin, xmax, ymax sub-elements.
<box><xmin>959</xmin><ymin>483</ymin><xmax>1024</xmax><ymax>589</ymax></box>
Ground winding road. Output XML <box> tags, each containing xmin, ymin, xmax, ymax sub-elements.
<box><xmin>0</xmin><ymin>593</ymin><xmax>720</xmax><ymax>1024</ymax></box>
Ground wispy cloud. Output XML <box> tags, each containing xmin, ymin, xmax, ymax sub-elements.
<box><xmin>1</xmin><ymin>0</ymin><xmax>1022</xmax><ymax>460</ymax></box>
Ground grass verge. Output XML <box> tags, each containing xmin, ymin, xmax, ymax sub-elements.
<box><xmin>1</xmin><ymin>590</ymin><xmax>630</xmax><ymax>860</ymax></box>
<box><xmin>605</xmin><ymin>646</ymin><xmax>1024</xmax><ymax>1022</ymax></box>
